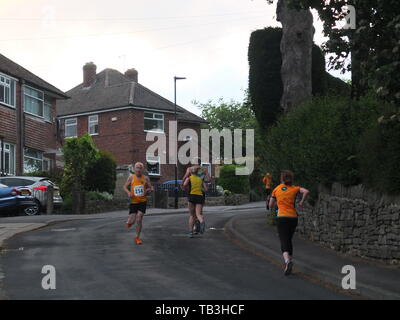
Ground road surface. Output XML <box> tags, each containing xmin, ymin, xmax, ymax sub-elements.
<box><xmin>0</xmin><ymin>208</ymin><xmax>349</xmax><ymax>299</ymax></box>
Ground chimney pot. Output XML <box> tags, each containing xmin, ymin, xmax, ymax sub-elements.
<box><xmin>125</xmin><ymin>68</ymin><xmax>138</xmax><ymax>83</ymax></box>
<box><xmin>83</xmin><ymin>62</ymin><xmax>97</xmax><ymax>87</ymax></box>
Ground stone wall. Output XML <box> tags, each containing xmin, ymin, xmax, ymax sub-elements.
<box><xmin>84</xmin><ymin>199</ymin><xmax>129</xmax><ymax>215</ymax></box>
<box><xmin>298</xmin><ymin>183</ymin><xmax>400</xmax><ymax>264</ymax></box>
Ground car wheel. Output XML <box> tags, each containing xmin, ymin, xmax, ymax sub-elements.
<box><xmin>23</xmin><ymin>203</ymin><xmax>40</xmax><ymax>216</ymax></box>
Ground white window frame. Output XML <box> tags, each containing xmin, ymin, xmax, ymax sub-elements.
<box><xmin>0</xmin><ymin>73</ymin><xmax>17</xmax><ymax>108</ymax></box>
<box><xmin>88</xmin><ymin>115</ymin><xmax>99</xmax><ymax>136</ymax></box>
<box><xmin>146</xmin><ymin>154</ymin><xmax>161</xmax><ymax>176</ymax></box>
<box><xmin>65</xmin><ymin>118</ymin><xmax>78</xmax><ymax>138</ymax></box>
<box><xmin>44</xmin><ymin>101</ymin><xmax>53</xmax><ymax>123</ymax></box>
<box><xmin>0</xmin><ymin>142</ymin><xmax>16</xmax><ymax>176</ymax></box>
<box><xmin>24</xmin><ymin>85</ymin><xmax>44</xmax><ymax>118</ymax></box>
<box><xmin>43</xmin><ymin>157</ymin><xmax>52</xmax><ymax>172</ymax></box>
<box><xmin>23</xmin><ymin>148</ymin><xmax>44</xmax><ymax>173</ymax></box>
<box><xmin>144</xmin><ymin>112</ymin><xmax>164</xmax><ymax>133</ymax></box>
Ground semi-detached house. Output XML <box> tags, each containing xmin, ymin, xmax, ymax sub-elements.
<box><xmin>57</xmin><ymin>63</ymin><xmax>210</xmax><ymax>183</ymax></box>
<box><xmin>0</xmin><ymin>53</ymin><xmax>68</xmax><ymax>176</ymax></box>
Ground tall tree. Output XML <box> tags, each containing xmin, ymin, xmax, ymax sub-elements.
<box><xmin>277</xmin><ymin>0</ymin><xmax>315</xmax><ymax>112</ymax></box>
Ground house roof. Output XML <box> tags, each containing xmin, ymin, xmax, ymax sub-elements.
<box><xmin>57</xmin><ymin>68</ymin><xmax>206</xmax><ymax>124</ymax></box>
<box><xmin>0</xmin><ymin>53</ymin><xmax>69</xmax><ymax>99</ymax></box>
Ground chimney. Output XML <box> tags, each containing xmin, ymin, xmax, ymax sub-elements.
<box><xmin>125</xmin><ymin>68</ymin><xmax>138</xmax><ymax>83</ymax></box>
<box><xmin>83</xmin><ymin>62</ymin><xmax>97</xmax><ymax>87</ymax></box>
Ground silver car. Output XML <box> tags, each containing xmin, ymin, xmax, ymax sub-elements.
<box><xmin>0</xmin><ymin>176</ymin><xmax>63</xmax><ymax>213</ymax></box>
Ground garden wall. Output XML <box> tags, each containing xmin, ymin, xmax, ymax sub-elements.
<box><xmin>298</xmin><ymin>183</ymin><xmax>400</xmax><ymax>264</ymax></box>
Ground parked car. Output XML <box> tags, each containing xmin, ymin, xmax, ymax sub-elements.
<box><xmin>0</xmin><ymin>177</ymin><xmax>63</xmax><ymax>213</ymax></box>
<box><xmin>0</xmin><ymin>183</ymin><xmax>39</xmax><ymax>216</ymax></box>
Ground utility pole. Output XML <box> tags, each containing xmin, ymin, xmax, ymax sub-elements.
<box><xmin>174</xmin><ymin>76</ymin><xmax>186</xmax><ymax>209</ymax></box>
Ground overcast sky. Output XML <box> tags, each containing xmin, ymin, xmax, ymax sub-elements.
<box><xmin>1</xmin><ymin>0</ymin><xmax>348</xmax><ymax>116</ymax></box>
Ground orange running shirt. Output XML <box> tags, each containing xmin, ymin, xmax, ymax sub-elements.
<box><xmin>131</xmin><ymin>174</ymin><xmax>147</xmax><ymax>204</ymax></box>
<box><xmin>272</xmin><ymin>184</ymin><xmax>301</xmax><ymax>218</ymax></box>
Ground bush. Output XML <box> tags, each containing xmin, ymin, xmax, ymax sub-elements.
<box><xmin>87</xmin><ymin>191</ymin><xmax>114</xmax><ymax>201</ymax></box>
<box><xmin>264</xmin><ymin>94</ymin><xmax>385</xmax><ymax>196</ymax></box>
<box><xmin>359</xmin><ymin>112</ymin><xmax>400</xmax><ymax>194</ymax></box>
<box><xmin>218</xmin><ymin>165</ymin><xmax>250</xmax><ymax>194</ymax></box>
<box><xmin>84</xmin><ymin>151</ymin><xmax>117</xmax><ymax>194</ymax></box>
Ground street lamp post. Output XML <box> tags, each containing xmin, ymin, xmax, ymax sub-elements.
<box><xmin>174</xmin><ymin>76</ymin><xmax>186</xmax><ymax>209</ymax></box>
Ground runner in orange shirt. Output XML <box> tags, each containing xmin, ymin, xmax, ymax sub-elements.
<box><xmin>262</xmin><ymin>173</ymin><xmax>273</xmax><ymax>210</ymax></box>
<box><xmin>123</xmin><ymin>162</ymin><xmax>153</xmax><ymax>245</ymax></box>
<box><xmin>269</xmin><ymin>170</ymin><xmax>309</xmax><ymax>275</ymax></box>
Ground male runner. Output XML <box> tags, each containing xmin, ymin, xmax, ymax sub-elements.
<box><xmin>263</xmin><ymin>172</ymin><xmax>273</xmax><ymax>210</ymax></box>
<box><xmin>123</xmin><ymin>162</ymin><xmax>153</xmax><ymax>245</ymax></box>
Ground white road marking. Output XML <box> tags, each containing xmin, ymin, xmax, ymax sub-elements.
<box><xmin>51</xmin><ymin>228</ymin><xmax>76</xmax><ymax>232</ymax></box>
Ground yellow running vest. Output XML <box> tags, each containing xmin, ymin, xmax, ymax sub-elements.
<box><xmin>131</xmin><ymin>174</ymin><xmax>147</xmax><ymax>204</ymax></box>
<box><xmin>189</xmin><ymin>175</ymin><xmax>203</xmax><ymax>196</ymax></box>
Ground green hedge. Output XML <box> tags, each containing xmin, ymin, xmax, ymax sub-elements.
<box><xmin>359</xmin><ymin>113</ymin><xmax>400</xmax><ymax>194</ymax></box>
<box><xmin>218</xmin><ymin>164</ymin><xmax>250</xmax><ymax>194</ymax></box>
<box><xmin>264</xmin><ymin>94</ymin><xmax>386</xmax><ymax>196</ymax></box>
<box><xmin>84</xmin><ymin>151</ymin><xmax>117</xmax><ymax>194</ymax></box>
<box><xmin>248</xmin><ymin>27</ymin><xmax>283</xmax><ymax>128</ymax></box>
<box><xmin>248</xmin><ymin>27</ymin><xmax>351</xmax><ymax>129</ymax></box>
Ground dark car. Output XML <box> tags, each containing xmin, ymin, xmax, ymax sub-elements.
<box><xmin>0</xmin><ymin>183</ymin><xmax>39</xmax><ymax>216</ymax></box>
<box><xmin>0</xmin><ymin>177</ymin><xmax>63</xmax><ymax>213</ymax></box>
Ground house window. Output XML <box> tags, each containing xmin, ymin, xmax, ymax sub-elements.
<box><xmin>201</xmin><ymin>162</ymin><xmax>212</xmax><ymax>177</ymax></box>
<box><xmin>43</xmin><ymin>157</ymin><xmax>52</xmax><ymax>172</ymax></box>
<box><xmin>146</xmin><ymin>154</ymin><xmax>161</xmax><ymax>176</ymax></box>
<box><xmin>0</xmin><ymin>143</ymin><xmax>16</xmax><ymax>175</ymax></box>
<box><xmin>44</xmin><ymin>102</ymin><xmax>52</xmax><ymax>122</ymax></box>
<box><xmin>65</xmin><ymin>118</ymin><xmax>77</xmax><ymax>138</ymax></box>
<box><xmin>144</xmin><ymin>112</ymin><xmax>164</xmax><ymax>133</ymax></box>
<box><xmin>88</xmin><ymin>115</ymin><xmax>99</xmax><ymax>135</ymax></box>
<box><xmin>24</xmin><ymin>86</ymin><xmax>44</xmax><ymax>117</ymax></box>
<box><xmin>0</xmin><ymin>74</ymin><xmax>16</xmax><ymax>107</ymax></box>
<box><xmin>24</xmin><ymin>148</ymin><xmax>43</xmax><ymax>173</ymax></box>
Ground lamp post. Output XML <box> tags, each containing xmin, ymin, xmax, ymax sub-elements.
<box><xmin>174</xmin><ymin>76</ymin><xmax>186</xmax><ymax>209</ymax></box>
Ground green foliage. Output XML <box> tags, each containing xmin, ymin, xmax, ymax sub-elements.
<box><xmin>62</xmin><ymin>133</ymin><xmax>99</xmax><ymax>192</ymax></box>
<box><xmin>264</xmin><ymin>94</ymin><xmax>385</xmax><ymax>196</ymax></box>
<box><xmin>359</xmin><ymin>112</ymin><xmax>400</xmax><ymax>194</ymax></box>
<box><xmin>218</xmin><ymin>164</ymin><xmax>250</xmax><ymax>194</ymax></box>
<box><xmin>248</xmin><ymin>27</ymin><xmax>351</xmax><ymax>128</ymax></box>
<box><xmin>84</xmin><ymin>151</ymin><xmax>117</xmax><ymax>194</ymax></box>
<box><xmin>284</xmin><ymin>0</ymin><xmax>400</xmax><ymax>104</ymax></box>
<box><xmin>60</xmin><ymin>193</ymin><xmax>73</xmax><ymax>214</ymax></box>
<box><xmin>87</xmin><ymin>191</ymin><xmax>114</xmax><ymax>201</ymax></box>
<box><xmin>248</xmin><ymin>27</ymin><xmax>283</xmax><ymax>128</ymax></box>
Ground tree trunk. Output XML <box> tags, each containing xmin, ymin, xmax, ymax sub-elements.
<box><xmin>277</xmin><ymin>0</ymin><xmax>314</xmax><ymax>112</ymax></box>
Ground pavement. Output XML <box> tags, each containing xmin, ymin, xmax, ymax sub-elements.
<box><xmin>224</xmin><ymin>211</ymin><xmax>400</xmax><ymax>300</ymax></box>
<box><xmin>0</xmin><ymin>205</ymin><xmax>349</xmax><ymax>300</ymax></box>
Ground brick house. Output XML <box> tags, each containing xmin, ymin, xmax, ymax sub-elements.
<box><xmin>57</xmin><ymin>62</ymin><xmax>210</xmax><ymax>183</ymax></box>
<box><xmin>0</xmin><ymin>53</ymin><xmax>69</xmax><ymax>176</ymax></box>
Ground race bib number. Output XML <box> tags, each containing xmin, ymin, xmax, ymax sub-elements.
<box><xmin>134</xmin><ymin>185</ymin><xmax>145</xmax><ymax>197</ymax></box>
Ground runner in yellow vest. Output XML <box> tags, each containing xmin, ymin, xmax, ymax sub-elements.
<box><xmin>123</xmin><ymin>162</ymin><xmax>153</xmax><ymax>245</ymax></box>
<box><xmin>183</xmin><ymin>166</ymin><xmax>208</xmax><ymax>238</ymax></box>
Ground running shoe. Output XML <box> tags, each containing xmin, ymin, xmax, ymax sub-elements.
<box><xmin>200</xmin><ymin>222</ymin><xmax>206</xmax><ymax>234</ymax></box>
<box><xmin>188</xmin><ymin>232</ymin><xmax>194</xmax><ymax>238</ymax></box>
<box><xmin>126</xmin><ymin>222</ymin><xmax>133</xmax><ymax>229</ymax></box>
<box><xmin>135</xmin><ymin>237</ymin><xmax>143</xmax><ymax>245</ymax></box>
<box><xmin>284</xmin><ymin>261</ymin><xmax>293</xmax><ymax>276</ymax></box>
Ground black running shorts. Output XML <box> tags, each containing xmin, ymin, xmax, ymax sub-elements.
<box><xmin>188</xmin><ymin>194</ymin><xmax>205</xmax><ymax>205</ymax></box>
<box><xmin>129</xmin><ymin>202</ymin><xmax>147</xmax><ymax>214</ymax></box>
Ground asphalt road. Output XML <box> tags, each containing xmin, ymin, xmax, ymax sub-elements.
<box><xmin>0</xmin><ymin>208</ymin><xmax>349</xmax><ymax>300</ymax></box>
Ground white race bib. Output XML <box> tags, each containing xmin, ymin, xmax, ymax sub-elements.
<box><xmin>134</xmin><ymin>185</ymin><xmax>145</xmax><ymax>197</ymax></box>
